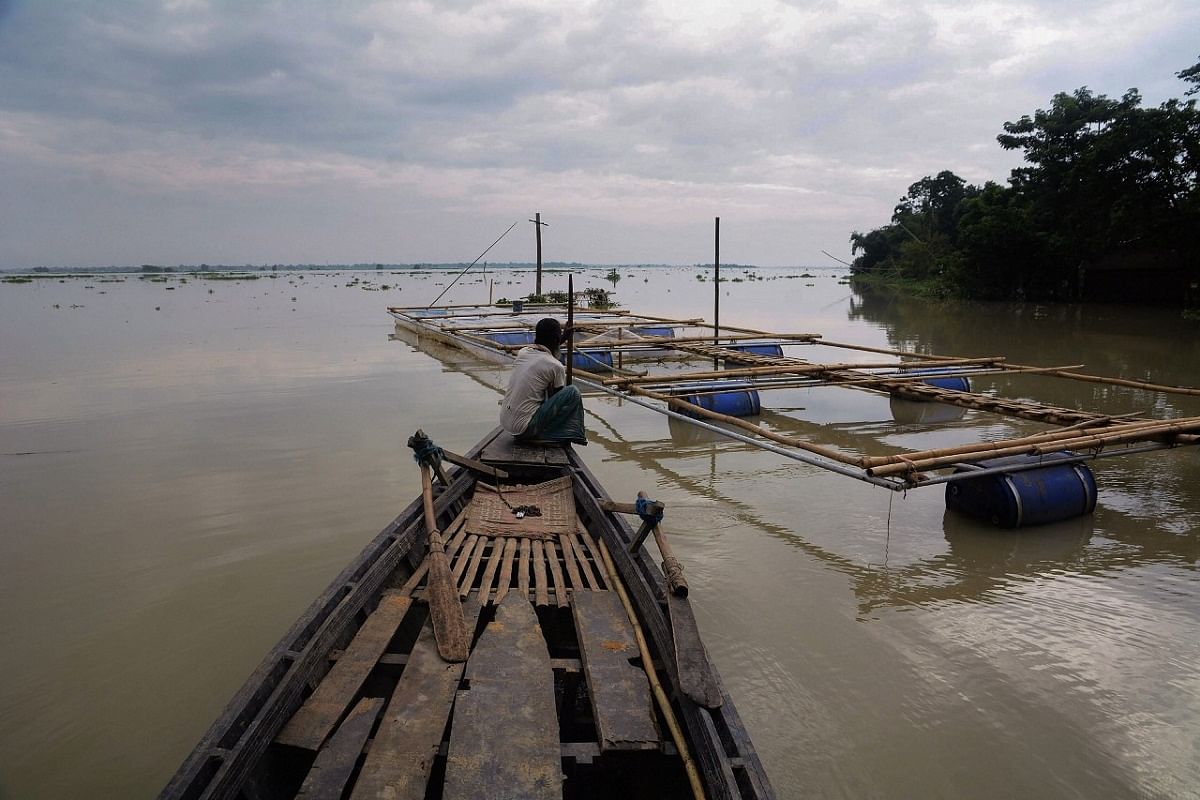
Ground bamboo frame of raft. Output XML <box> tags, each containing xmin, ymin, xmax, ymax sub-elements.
<box><xmin>388</xmin><ymin>303</ymin><xmax>1200</xmax><ymax>490</ymax></box>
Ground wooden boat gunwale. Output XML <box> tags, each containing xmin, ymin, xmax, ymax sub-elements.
<box><xmin>160</xmin><ymin>437</ymin><xmax>484</xmax><ymax>800</ymax></box>
<box><xmin>160</xmin><ymin>428</ymin><xmax>775</xmax><ymax>800</ymax></box>
<box><xmin>566</xmin><ymin>444</ymin><xmax>774</xmax><ymax>799</ymax></box>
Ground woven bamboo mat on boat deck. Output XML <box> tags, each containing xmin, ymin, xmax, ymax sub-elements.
<box><xmin>466</xmin><ymin>476</ymin><xmax>576</xmax><ymax>538</ymax></box>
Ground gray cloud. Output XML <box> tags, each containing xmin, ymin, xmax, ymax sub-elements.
<box><xmin>0</xmin><ymin>0</ymin><xmax>1196</xmax><ymax>266</ymax></box>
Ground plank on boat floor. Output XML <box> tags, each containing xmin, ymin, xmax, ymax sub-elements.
<box><xmin>571</xmin><ymin>591</ymin><xmax>659</xmax><ymax>751</ymax></box>
<box><xmin>443</xmin><ymin>594</ymin><xmax>562</xmax><ymax>800</ymax></box>
<box><xmin>295</xmin><ymin>696</ymin><xmax>382</xmax><ymax>800</ymax></box>
<box><xmin>276</xmin><ymin>593</ymin><xmax>414</xmax><ymax>751</ymax></box>
<box><xmin>479</xmin><ymin>431</ymin><xmax>570</xmax><ymax>465</ymax></box>
<box><xmin>349</xmin><ymin>602</ymin><xmax>483</xmax><ymax>800</ymax></box>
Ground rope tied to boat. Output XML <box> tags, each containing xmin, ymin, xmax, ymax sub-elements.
<box><xmin>635</xmin><ymin>494</ymin><xmax>664</xmax><ymax>525</ymax></box>
<box><xmin>408</xmin><ymin>434</ymin><xmax>444</xmax><ymax>469</ymax></box>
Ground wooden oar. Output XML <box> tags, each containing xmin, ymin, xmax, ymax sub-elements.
<box><xmin>602</xmin><ymin>495</ymin><xmax>723</xmax><ymax>708</ymax></box>
<box><xmin>419</xmin><ymin>463</ymin><xmax>470</xmax><ymax>662</ymax></box>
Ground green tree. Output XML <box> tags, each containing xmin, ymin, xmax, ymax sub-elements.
<box><xmin>1179</xmin><ymin>55</ymin><xmax>1200</xmax><ymax>95</ymax></box>
<box><xmin>892</xmin><ymin>171</ymin><xmax>974</xmax><ymax>241</ymax></box>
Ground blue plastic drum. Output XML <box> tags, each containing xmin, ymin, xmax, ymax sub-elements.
<box><xmin>484</xmin><ymin>331</ymin><xmax>535</xmax><ymax>347</ymax></box>
<box><xmin>680</xmin><ymin>381</ymin><xmax>762</xmax><ymax>418</ymax></box>
<box><xmin>562</xmin><ymin>350</ymin><xmax>614</xmax><ymax>372</ymax></box>
<box><xmin>632</xmin><ymin>326</ymin><xmax>675</xmax><ymax>340</ymax></box>
<box><xmin>945</xmin><ymin>452</ymin><xmax>1098</xmax><ymax>528</ymax></box>
<box><xmin>899</xmin><ymin>366</ymin><xmax>971</xmax><ymax>392</ymax></box>
<box><xmin>727</xmin><ymin>343</ymin><xmax>784</xmax><ymax>359</ymax></box>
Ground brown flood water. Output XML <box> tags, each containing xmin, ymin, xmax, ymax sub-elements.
<box><xmin>1</xmin><ymin>268</ymin><xmax>1197</xmax><ymax>799</ymax></box>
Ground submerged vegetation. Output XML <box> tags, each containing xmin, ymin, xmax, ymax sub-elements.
<box><xmin>850</xmin><ymin>57</ymin><xmax>1200</xmax><ymax>307</ymax></box>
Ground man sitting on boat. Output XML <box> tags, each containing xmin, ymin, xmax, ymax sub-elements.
<box><xmin>499</xmin><ymin>317</ymin><xmax>587</xmax><ymax>446</ymax></box>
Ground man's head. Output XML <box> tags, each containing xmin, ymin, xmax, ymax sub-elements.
<box><xmin>534</xmin><ymin>317</ymin><xmax>562</xmax><ymax>353</ymax></box>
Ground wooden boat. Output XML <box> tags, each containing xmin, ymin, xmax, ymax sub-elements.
<box><xmin>160</xmin><ymin>428</ymin><xmax>773</xmax><ymax>800</ymax></box>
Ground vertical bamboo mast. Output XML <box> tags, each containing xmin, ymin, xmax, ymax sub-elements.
<box><xmin>567</xmin><ymin>273</ymin><xmax>575</xmax><ymax>385</ymax></box>
<box><xmin>534</xmin><ymin>212</ymin><xmax>544</xmax><ymax>296</ymax></box>
<box><xmin>713</xmin><ymin>216</ymin><xmax>720</xmax><ymax>370</ymax></box>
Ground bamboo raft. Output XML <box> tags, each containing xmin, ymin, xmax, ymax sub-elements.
<box><xmin>389</xmin><ymin>303</ymin><xmax>1200</xmax><ymax>492</ymax></box>
<box><xmin>161</xmin><ymin>429</ymin><xmax>772</xmax><ymax>800</ymax></box>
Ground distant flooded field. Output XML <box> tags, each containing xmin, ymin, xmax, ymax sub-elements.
<box><xmin>1</xmin><ymin>267</ymin><xmax>1198</xmax><ymax>798</ymax></box>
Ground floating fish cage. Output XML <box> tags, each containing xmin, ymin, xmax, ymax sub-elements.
<box><xmin>388</xmin><ymin>302</ymin><xmax>1200</xmax><ymax>522</ymax></box>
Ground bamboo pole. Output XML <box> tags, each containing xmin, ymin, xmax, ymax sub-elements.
<box><xmin>597</xmin><ymin>540</ymin><xmax>706</xmax><ymax>800</ymax></box>
<box><xmin>440</xmin><ymin>316</ymin><xmax>651</xmax><ymax>332</ymax></box>
<box><xmin>494</xmin><ymin>331</ymin><xmax>821</xmax><ymax>353</ymax></box>
<box><xmin>1001</xmin><ymin>364</ymin><xmax>1200</xmax><ymax>397</ymax></box>
<box><xmin>830</xmin><ymin>363</ymin><xmax>1084</xmax><ymax>391</ymax></box>
<box><xmin>861</xmin><ymin>414</ymin><xmax>1200</xmax><ymax>470</ymax></box>
<box><xmin>812</xmin><ymin>338</ymin><xmax>970</xmax><ymax>361</ymax></box>
<box><xmin>604</xmin><ymin>356</ymin><xmax>1007</xmax><ymax>387</ymax></box>
<box><xmin>867</xmin><ymin>417</ymin><xmax>1200</xmax><ymax>477</ymax></box>
<box><xmin>566</xmin><ymin>276</ymin><xmax>574</xmax><ymax>386</ymax></box>
<box><xmin>713</xmin><ymin>216</ymin><xmax>720</xmax><ymax>371</ymax></box>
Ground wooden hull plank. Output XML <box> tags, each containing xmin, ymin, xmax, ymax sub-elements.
<box><xmin>668</xmin><ymin>593</ymin><xmax>724</xmax><ymax>709</ymax></box>
<box><xmin>276</xmin><ymin>593</ymin><xmax>414</xmax><ymax>751</ymax></box>
<box><xmin>350</xmin><ymin>601</ymin><xmax>482</xmax><ymax>800</ymax></box>
<box><xmin>443</xmin><ymin>594</ymin><xmax>561</xmax><ymax>800</ymax></box>
<box><xmin>570</xmin><ymin>591</ymin><xmax>659</xmax><ymax>751</ymax></box>
<box><xmin>295</xmin><ymin>696</ymin><xmax>383</xmax><ymax>799</ymax></box>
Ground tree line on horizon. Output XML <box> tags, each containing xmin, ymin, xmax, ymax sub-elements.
<box><xmin>849</xmin><ymin>57</ymin><xmax>1200</xmax><ymax>304</ymax></box>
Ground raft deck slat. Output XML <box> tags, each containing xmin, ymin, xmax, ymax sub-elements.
<box><xmin>571</xmin><ymin>590</ymin><xmax>659</xmax><ymax>751</ymax></box>
<box><xmin>349</xmin><ymin>602</ymin><xmax>483</xmax><ymax>800</ymax></box>
<box><xmin>295</xmin><ymin>696</ymin><xmax>382</xmax><ymax>799</ymax></box>
<box><xmin>276</xmin><ymin>593</ymin><xmax>413</xmax><ymax>751</ymax></box>
<box><xmin>443</xmin><ymin>594</ymin><xmax>561</xmax><ymax>800</ymax></box>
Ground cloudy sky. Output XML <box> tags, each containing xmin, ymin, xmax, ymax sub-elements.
<box><xmin>0</xmin><ymin>0</ymin><xmax>1196</xmax><ymax>268</ymax></box>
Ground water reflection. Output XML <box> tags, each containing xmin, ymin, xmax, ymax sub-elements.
<box><xmin>5</xmin><ymin>269</ymin><xmax>1191</xmax><ymax>799</ymax></box>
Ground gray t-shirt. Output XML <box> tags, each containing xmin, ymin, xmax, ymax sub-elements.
<box><xmin>499</xmin><ymin>345</ymin><xmax>566</xmax><ymax>434</ymax></box>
